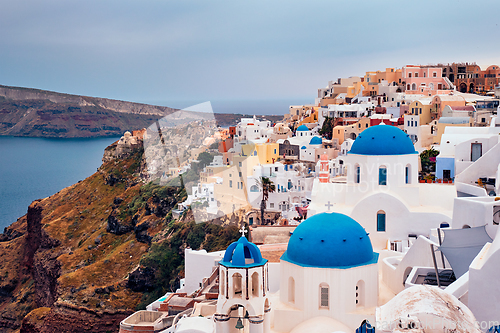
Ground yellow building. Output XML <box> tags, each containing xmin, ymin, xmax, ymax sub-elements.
<box><xmin>213</xmin><ymin>155</ymin><xmax>260</xmax><ymax>214</ymax></box>
<box><xmin>299</xmin><ymin>108</ymin><xmax>319</xmax><ymax>125</ymax></box>
<box><xmin>433</xmin><ymin>117</ymin><xmax>473</xmax><ymax>144</ymax></box>
<box><xmin>356</xmin><ymin>117</ymin><xmax>371</xmax><ymax>132</ymax></box>
<box><xmin>255</xmin><ymin>143</ymin><xmax>279</xmax><ymax>164</ymax></box>
<box><xmin>332</xmin><ymin>125</ymin><xmax>346</xmax><ymax>145</ymax></box>
<box><xmin>407</xmin><ymin>99</ymin><xmax>433</xmax><ymax>125</ymax></box>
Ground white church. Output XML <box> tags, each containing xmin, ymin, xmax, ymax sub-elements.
<box><xmin>308</xmin><ymin>123</ymin><xmax>456</xmax><ymax>250</ymax></box>
<box><xmin>147</xmin><ymin>212</ymin><xmax>480</xmax><ymax>333</ymax></box>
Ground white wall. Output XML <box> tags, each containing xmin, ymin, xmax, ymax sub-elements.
<box><xmin>184</xmin><ymin>249</ymin><xmax>224</xmax><ymax>295</ymax></box>
<box><xmin>275</xmin><ymin>260</ymin><xmax>377</xmax><ymax>332</ymax></box>
<box><xmin>452</xmin><ymin>196</ymin><xmax>500</xmax><ymax>238</ymax></box>
<box><xmin>455</xmin><ymin>142</ymin><xmax>500</xmax><ymax>186</ymax></box>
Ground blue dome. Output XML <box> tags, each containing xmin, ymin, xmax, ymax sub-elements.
<box><xmin>301</xmin><ymin>146</ymin><xmax>307</xmax><ymax>149</ymax></box>
<box><xmin>220</xmin><ymin>237</ymin><xmax>267</xmax><ymax>268</ymax></box>
<box><xmin>309</xmin><ymin>136</ymin><xmax>322</xmax><ymax>145</ymax></box>
<box><xmin>349</xmin><ymin>124</ymin><xmax>417</xmax><ymax>155</ymax></box>
<box><xmin>281</xmin><ymin>213</ymin><xmax>377</xmax><ymax>268</ymax></box>
<box><xmin>296</xmin><ymin>125</ymin><xmax>309</xmax><ymax>131</ymax></box>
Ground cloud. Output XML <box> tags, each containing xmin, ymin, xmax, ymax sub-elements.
<box><xmin>0</xmin><ymin>0</ymin><xmax>499</xmax><ymax>104</ymax></box>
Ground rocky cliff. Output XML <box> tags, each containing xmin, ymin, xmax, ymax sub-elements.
<box><xmin>0</xmin><ymin>136</ymin><xmax>243</xmax><ymax>332</ymax></box>
<box><xmin>0</xmin><ymin>85</ymin><xmax>283</xmax><ymax>138</ymax></box>
<box><xmin>0</xmin><ymin>85</ymin><xmax>176</xmax><ymax>138</ymax></box>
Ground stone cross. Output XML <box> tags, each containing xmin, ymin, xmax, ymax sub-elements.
<box><xmin>239</xmin><ymin>226</ymin><xmax>248</xmax><ymax>238</ymax></box>
<box><xmin>325</xmin><ymin>201</ymin><xmax>333</xmax><ymax>211</ymax></box>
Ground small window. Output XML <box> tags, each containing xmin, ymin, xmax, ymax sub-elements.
<box><xmin>377</xmin><ymin>211</ymin><xmax>386</xmax><ymax>232</ymax></box>
<box><xmin>239</xmin><ymin>171</ymin><xmax>242</xmax><ymax>177</ymax></box>
<box><xmin>320</xmin><ymin>284</ymin><xmax>329</xmax><ymax>308</ymax></box>
<box><xmin>274</xmin><ymin>149</ymin><xmax>277</xmax><ymax>154</ymax></box>
<box><xmin>433</xmin><ymin>72</ymin><xmax>437</xmax><ymax>77</ymax></box>
<box><xmin>415</xmin><ymin>72</ymin><xmax>419</xmax><ymax>78</ymax></box>
<box><xmin>229</xmin><ymin>180</ymin><xmax>233</xmax><ymax>188</ymax></box>
<box><xmin>239</xmin><ymin>162</ymin><xmax>242</xmax><ymax>167</ymax></box>
<box><xmin>408</xmin><ymin>72</ymin><xmax>412</xmax><ymax>78</ymax></box>
<box><xmin>405</xmin><ymin>165</ymin><xmax>410</xmax><ymax>184</ymax></box>
<box><xmin>355</xmin><ymin>165</ymin><xmax>360</xmax><ymax>184</ymax></box>
<box><xmin>270</xmin><ymin>203</ymin><xmax>274</xmax><ymax>208</ymax></box>
<box><xmin>379</xmin><ymin>167</ymin><xmax>387</xmax><ymax>185</ymax></box>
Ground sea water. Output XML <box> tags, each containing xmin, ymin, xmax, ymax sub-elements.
<box><xmin>0</xmin><ymin>136</ymin><xmax>119</xmax><ymax>231</ymax></box>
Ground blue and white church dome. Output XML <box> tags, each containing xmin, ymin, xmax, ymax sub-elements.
<box><xmin>220</xmin><ymin>236</ymin><xmax>267</xmax><ymax>268</ymax></box>
<box><xmin>281</xmin><ymin>212</ymin><xmax>377</xmax><ymax>268</ymax></box>
<box><xmin>349</xmin><ymin>124</ymin><xmax>417</xmax><ymax>155</ymax></box>
<box><xmin>309</xmin><ymin>136</ymin><xmax>323</xmax><ymax>145</ymax></box>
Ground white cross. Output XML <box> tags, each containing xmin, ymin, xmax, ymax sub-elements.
<box><xmin>325</xmin><ymin>201</ymin><xmax>333</xmax><ymax>211</ymax></box>
<box><xmin>239</xmin><ymin>226</ymin><xmax>248</xmax><ymax>238</ymax></box>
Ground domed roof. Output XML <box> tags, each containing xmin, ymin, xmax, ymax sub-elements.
<box><xmin>296</xmin><ymin>125</ymin><xmax>309</xmax><ymax>131</ymax></box>
<box><xmin>301</xmin><ymin>146</ymin><xmax>307</xmax><ymax>149</ymax></box>
<box><xmin>281</xmin><ymin>213</ymin><xmax>377</xmax><ymax>268</ymax></box>
<box><xmin>220</xmin><ymin>237</ymin><xmax>267</xmax><ymax>268</ymax></box>
<box><xmin>349</xmin><ymin>124</ymin><xmax>417</xmax><ymax>155</ymax></box>
<box><xmin>309</xmin><ymin>136</ymin><xmax>322</xmax><ymax>145</ymax></box>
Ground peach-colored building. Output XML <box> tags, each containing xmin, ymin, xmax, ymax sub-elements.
<box><xmin>362</xmin><ymin>68</ymin><xmax>402</xmax><ymax>96</ymax></box>
<box><xmin>402</xmin><ymin>65</ymin><xmax>453</xmax><ymax>95</ymax></box>
<box><xmin>430</xmin><ymin>94</ymin><xmax>466</xmax><ymax>119</ymax></box>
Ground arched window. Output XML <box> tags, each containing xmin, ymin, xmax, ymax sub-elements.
<box><xmin>355</xmin><ymin>164</ymin><xmax>360</xmax><ymax>184</ymax></box>
<box><xmin>252</xmin><ymin>272</ymin><xmax>260</xmax><ymax>297</ymax></box>
<box><xmin>232</xmin><ymin>273</ymin><xmax>243</xmax><ymax>298</ymax></box>
<box><xmin>356</xmin><ymin>280</ymin><xmax>365</xmax><ymax>307</ymax></box>
<box><xmin>220</xmin><ymin>270</ymin><xmax>225</xmax><ymax>297</ymax></box>
<box><xmin>412</xmin><ymin>83</ymin><xmax>417</xmax><ymax>91</ymax></box>
<box><xmin>377</xmin><ymin>210</ymin><xmax>386</xmax><ymax>232</ymax></box>
<box><xmin>407</xmin><ymin>84</ymin><xmax>410</xmax><ymax>90</ymax></box>
<box><xmin>405</xmin><ymin>164</ymin><xmax>411</xmax><ymax>184</ymax></box>
<box><xmin>250</xmin><ymin>185</ymin><xmax>259</xmax><ymax>192</ymax></box>
<box><xmin>378</xmin><ymin>166</ymin><xmax>387</xmax><ymax>185</ymax></box>
<box><xmin>319</xmin><ymin>283</ymin><xmax>329</xmax><ymax>308</ymax></box>
<box><xmin>288</xmin><ymin>277</ymin><xmax>295</xmax><ymax>303</ymax></box>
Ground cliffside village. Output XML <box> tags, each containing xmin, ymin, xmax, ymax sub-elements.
<box><xmin>118</xmin><ymin>63</ymin><xmax>500</xmax><ymax>333</ymax></box>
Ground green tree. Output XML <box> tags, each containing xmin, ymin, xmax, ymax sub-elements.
<box><xmin>255</xmin><ymin>177</ymin><xmax>276</xmax><ymax>225</ymax></box>
<box><xmin>420</xmin><ymin>148</ymin><xmax>440</xmax><ymax>178</ymax></box>
<box><xmin>318</xmin><ymin>116</ymin><xmax>334</xmax><ymax>139</ymax></box>
<box><xmin>196</xmin><ymin>152</ymin><xmax>214</xmax><ymax>170</ymax></box>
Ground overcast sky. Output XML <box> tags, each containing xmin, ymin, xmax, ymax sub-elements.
<box><xmin>1</xmin><ymin>0</ymin><xmax>499</xmax><ymax>107</ymax></box>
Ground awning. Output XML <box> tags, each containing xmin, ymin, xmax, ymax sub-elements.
<box><xmin>439</xmin><ymin>225</ymin><xmax>492</xmax><ymax>278</ymax></box>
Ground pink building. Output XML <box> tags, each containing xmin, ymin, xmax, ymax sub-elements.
<box><xmin>402</xmin><ymin>65</ymin><xmax>453</xmax><ymax>95</ymax></box>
